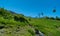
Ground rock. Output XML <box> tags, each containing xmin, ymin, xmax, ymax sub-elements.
<box><xmin>0</xmin><ymin>25</ymin><xmax>5</xmax><ymax>29</ymax></box>
<box><xmin>35</xmin><ymin>29</ymin><xmax>44</xmax><ymax>36</ymax></box>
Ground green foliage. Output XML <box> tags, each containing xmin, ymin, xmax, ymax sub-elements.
<box><xmin>56</xmin><ymin>16</ymin><xmax>60</xmax><ymax>20</ymax></box>
<box><xmin>0</xmin><ymin>8</ymin><xmax>60</xmax><ymax>36</ymax></box>
<box><xmin>14</xmin><ymin>15</ymin><xmax>29</xmax><ymax>23</ymax></box>
<box><xmin>0</xmin><ymin>8</ymin><xmax>13</xmax><ymax>20</ymax></box>
<box><xmin>28</xmin><ymin>29</ymin><xmax>35</xmax><ymax>35</ymax></box>
<box><xmin>50</xmin><ymin>17</ymin><xmax>55</xmax><ymax>20</ymax></box>
<box><xmin>45</xmin><ymin>16</ymin><xmax>49</xmax><ymax>19</ymax></box>
<box><xmin>30</xmin><ymin>18</ymin><xmax>60</xmax><ymax>36</ymax></box>
<box><xmin>29</xmin><ymin>18</ymin><xmax>31</xmax><ymax>21</ymax></box>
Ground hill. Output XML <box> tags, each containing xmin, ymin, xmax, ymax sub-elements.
<box><xmin>0</xmin><ymin>8</ymin><xmax>60</xmax><ymax>36</ymax></box>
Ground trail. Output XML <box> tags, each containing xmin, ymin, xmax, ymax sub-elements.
<box><xmin>28</xmin><ymin>24</ymin><xmax>44</xmax><ymax>36</ymax></box>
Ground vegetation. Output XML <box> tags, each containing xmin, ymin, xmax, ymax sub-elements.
<box><xmin>0</xmin><ymin>8</ymin><xmax>60</xmax><ymax>36</ymax></box>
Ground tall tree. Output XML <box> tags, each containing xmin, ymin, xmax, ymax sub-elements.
<box><xmin>38</xmin><ymin>13</ymin><xmax>40</xmax><ymax>18</ymax></box>
<box><xmin>38</xmin><ymin>12</ymin><xmax>44</xmax><ymax>18</ymax></box>
<box><xmin>41</xmin><ymin>12</ymin><xmax>44</xmax><ymax>16</ymax></box>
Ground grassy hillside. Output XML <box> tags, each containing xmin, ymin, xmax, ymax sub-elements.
<box><xmin>0</xmin><ymin>8</ymin><xmax>60</xmax><ymax>36</ymax></box>
<box><xmin>29</xmin><ymin>18</ymin><xmax>60</xmax><ymax>36</ymax></box>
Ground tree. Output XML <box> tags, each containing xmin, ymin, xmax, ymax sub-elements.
<box><xmin>50</xmin><ymin>17</ymin><xmax>55</xmax><ymax>20</ymax></box>
<box><xmin>56</xmin><ymin>16</ymin><xmax>60</xmax><ymax>20</ymax></box>
<box><xmin>38</xmin><ymin>12</ymin><xmax>44</xmax><ymax>18</ymax></box>
<box><xmin>38</xmin><ymin>13</ymin><xmax>40</xmax><ymax>18</ymax></box>
<box><xmin>41</xmin><ymin>12</ymin><xmax>44</xmax><ymax>16</ymax></box>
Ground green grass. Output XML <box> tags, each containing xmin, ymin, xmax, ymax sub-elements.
<box><xmin>29</xmin><ymin>18</ymin><xmax>60</xmax><ymax>36</ymax></box>
<box><xmin>0</xmin><ymin>8</ymin><xmax>60</xmax><ymax>36</ymax></box>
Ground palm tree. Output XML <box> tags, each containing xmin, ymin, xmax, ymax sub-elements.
<box><xmin>38</xmin><ymin>13</ymin><xmax>40</xmax><ymax>18</ymax></box>
<box><xmin>38</xmin><ymin>12</ymin><xmax>44</xmax><ymax>18</ymax></box>
<box><xmin>41</xmin><ymin>12</ymin><xmax>44</xmax><ymax>16</ymax></box>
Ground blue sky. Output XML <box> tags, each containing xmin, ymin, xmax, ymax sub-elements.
<box><xmin>0</xmin><ymin>0</ymin><xmax>60</xmax><ymax>17</ymax></box>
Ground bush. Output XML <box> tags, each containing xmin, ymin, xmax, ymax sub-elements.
<box><xmin>50</xmin><ymin>17</ymin><xmax>55</xmax><ymax>20</ymax></box>
<box><xmin>0</xmin><ymin>8</ymin><xmax>13</xmax><ymax>19</ymax></box>
<box><xmin>45</xmin><ymin>16</ymin><xmax>49</xmax><ymax>19</ymax></box>
<box><xmin>28</xmin><ymin>29</ymin><xmax>35</xmax><ymax>35</ymax></box>
<box><xmin>34</xmin><ymin>28</ymin><xmax>40</xmax><ymax>34</ymax></box>
<box><xmin>14</xmin><ymin>16</ymin><xmax>29</xmax><ymax>23</ymax></box>
<box><xmin>56</xmin><ymin>16</ymin><xmax>60</xmax><ymax>20</ymax></box>
<box><xmin>14</xmin><ymin>16</ymin><xmax>19</xmax><ymax>21</ymax></box>
<box><xmin>29</xmin><ymin>18</ymin><xmax>31</xmax><ymax>21</ymax></box>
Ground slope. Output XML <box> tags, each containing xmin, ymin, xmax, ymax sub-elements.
<box><xmin>0</xmin><ymin>8</ymin><xmax>60</xmax><ymax>36</ymax></box>
<box><xmin>29</xmin><ymin>18</ymin><xmax>60</xmax><ymax>36</ymax></box>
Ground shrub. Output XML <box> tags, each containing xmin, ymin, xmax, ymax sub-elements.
<box><xmin>14</xmin><ymin>16</ymin><xmax>19</xmax><ymax>21</ymax></box>
<box><xmin>28</xmin><ymin>29</ymin><xmax>35</xmax><ymax>35</ymax></box>
<box><xmin>35</xmin><ymin>28</ymin><xmax>39</xmax><ymax>34</ymax></box>
<box><xmin>14</xmin><ymin>16</ymin><xmax>29</xmax><ymax>23</ymax></box>
<box><xmin>29</xmin><ymin>18</ymin><xmax>31</xmax><ymax>21</ymax></box>
<box><xmin>50</xmin><ymin>17</ymin><xmax>55</xmax><ymax>20</ymax></box>
<box><xmin>56</xmin><ymin>16</ymin><xmax>60</xmax><ymax>20</ymax></box>
<box><xmin>45</xmin><ymin>16</ymin><xmax>49</xmax><ymax>19</ymax></box>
